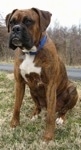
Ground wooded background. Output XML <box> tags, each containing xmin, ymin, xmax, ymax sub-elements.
<box><xmin>0</xmin><ymin>18</ymin><xmax>81</xmax><ymax>65</ymax></box>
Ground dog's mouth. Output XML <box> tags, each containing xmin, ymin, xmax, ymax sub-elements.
<box><xmin>12</xmin><ymin>38</ymin><xmax>22</xmax><ymax>47</ymax></box>
<box><xmin>9</xmin><ymin>29</ymin><xmax>34</xmax><ymax>50</ymax></box>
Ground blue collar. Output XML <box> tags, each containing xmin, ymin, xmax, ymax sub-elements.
<box><xmin>28</xmin><ymin>35</ymin><xmax>47</xmax><ymax>55</ymax></box>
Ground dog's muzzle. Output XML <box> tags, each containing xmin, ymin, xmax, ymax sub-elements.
<box><xmin>11</xmin><ymin>25</ymin><xmax>22</xmax><ymax>46</ymax></box>
<box><xmin>9</xmin><ymin>24</ymin><xmax>34</xmax><ymax>50</ymax></box>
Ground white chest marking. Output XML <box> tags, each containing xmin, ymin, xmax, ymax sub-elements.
<box><xmin>19</xmin><ymin>54</ymin><xmax>41</xmax><ymax>82</ymax></box>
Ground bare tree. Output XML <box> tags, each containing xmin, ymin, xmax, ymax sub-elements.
<box><xmin>48</xmin><ymin>22</ymin><xmax>81</xmax><ymax>65</ymax></box>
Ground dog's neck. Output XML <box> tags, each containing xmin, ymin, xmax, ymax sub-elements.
<box><xmin>22</xmin><ymin>34</ymin><xmax>47</xmax><ymax>56</ymax></box>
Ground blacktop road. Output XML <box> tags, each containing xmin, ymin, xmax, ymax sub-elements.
<box><xmin>0</xmin><ymin>64</ymin><xmax>81</xmax><ymax>80</ymax></box>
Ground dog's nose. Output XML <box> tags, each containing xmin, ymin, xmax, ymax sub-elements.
<box><xmin>12</xmin><ymin>25</ymin><xmax>22</xmax><ymax>33</ymax></box>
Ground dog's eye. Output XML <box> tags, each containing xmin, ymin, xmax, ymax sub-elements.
<box><xmin>9</xmin><ymin>20</ymin><xmax>13</xmax><ymax>25</ymax></box>
<box><xmin>24</xmin><ymin>20</ymin><xmax>32</xmax><ymax>26</ymax></box>
<box><xmin>10</xmin><ymin>19</ymin><xmax>17</xmax><ymax>26</ymax></box>
<box><xmin>23</xmin><ymin>18</ymin><xmax>34</xmax><ymax>27</ymax></box>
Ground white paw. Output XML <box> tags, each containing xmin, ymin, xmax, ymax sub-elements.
<box><xmin>56</xmin><ymin>117</ymin><xmax>64</xmax><ymax>125</ymax></box>
<box><xmin>31</xmin><ymin>115</ymin><xmax>38</xmax><ymax>121</ymax></box>
<box><xmin>42</xmin><ymin>141</ymin><xmax>46</xmax><ymax>144</ymax></box>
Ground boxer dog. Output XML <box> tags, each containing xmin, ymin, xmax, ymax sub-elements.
<box><xmin>6</xmin><ymin>8</ymin><xmax>78</xmax><ymax>141</ymax></box>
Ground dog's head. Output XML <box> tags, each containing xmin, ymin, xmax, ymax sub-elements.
<box><xmin>5</xmin><ymin>8</ymin><xmax>52</xmax><ymax>50</ymax></box>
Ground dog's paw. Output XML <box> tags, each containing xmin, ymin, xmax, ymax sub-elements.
<box><xmin>31</xmin><ymin>115</ymin><xmax>38</xmax><ymax>121</ymax></box>
<box><xmin>10</xmin><ymin>119</ymin><xmax>20</xmax><ymax>128</ymax></box>
<box><xmin>56</xmin><ymin>117</ymin><xmax>64</xmax><ymax>125</ymax></box>
<box><xmin>43</xmin><ymin>132</ymin><xmax>53</xmax><ymax>141</ymax></box>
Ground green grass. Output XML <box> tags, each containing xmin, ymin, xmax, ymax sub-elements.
<box><xmin>0</xmin><ymin>71</ymin><xmax>81</xmax><ymax>150</ymax></box>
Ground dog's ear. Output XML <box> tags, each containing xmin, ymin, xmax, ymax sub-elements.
<box><xmin>32</xmin><ymin>8</ymin><xmax>52</xmax><ymax>32</ymax></box>
<box><xmin>5</xmin><ymin>9</ymin><xmax>18</xmax><ymax>32</ymax></box>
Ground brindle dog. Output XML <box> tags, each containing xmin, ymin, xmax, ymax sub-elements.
<box><xmin>6</xmin><ymin>8</ymin><xmax>78</xmax><ymax>141</ymax></box>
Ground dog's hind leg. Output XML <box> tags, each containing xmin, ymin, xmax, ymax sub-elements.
<box><xmin>56</xmin><ymin>82</ymin><xmax>78</xmax><ymax>125</ymax></box>
<box><xmin>63</xmin><ymin>81</ymin><xmax>78</xmax><ymax>110</ymax></box>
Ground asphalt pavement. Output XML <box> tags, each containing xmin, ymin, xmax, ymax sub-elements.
<box><xmin>0</xmin><ymin>64</ymin><xmax>81</xmax><ymax>80</ymax></box>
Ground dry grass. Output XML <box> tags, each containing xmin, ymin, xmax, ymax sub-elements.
<box><xmin>0</xmin><ymin>71</ymin><xmax>81</xmax><ymax>150</ymax></box>
<box><xmin>0</xmin><ymin>58</ymin><xmax>14</xmax><ymax>64</ymax></box>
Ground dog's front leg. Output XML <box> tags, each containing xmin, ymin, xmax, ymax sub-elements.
<box><xmin>44</xmin><ymin>81</ymin><xmax>56</xmax><ymax>141</ymax></box>
<box><xmin>10</xmin><ymin>81</ymin><xmax>25</xmax><ymax>127</ymax></box>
